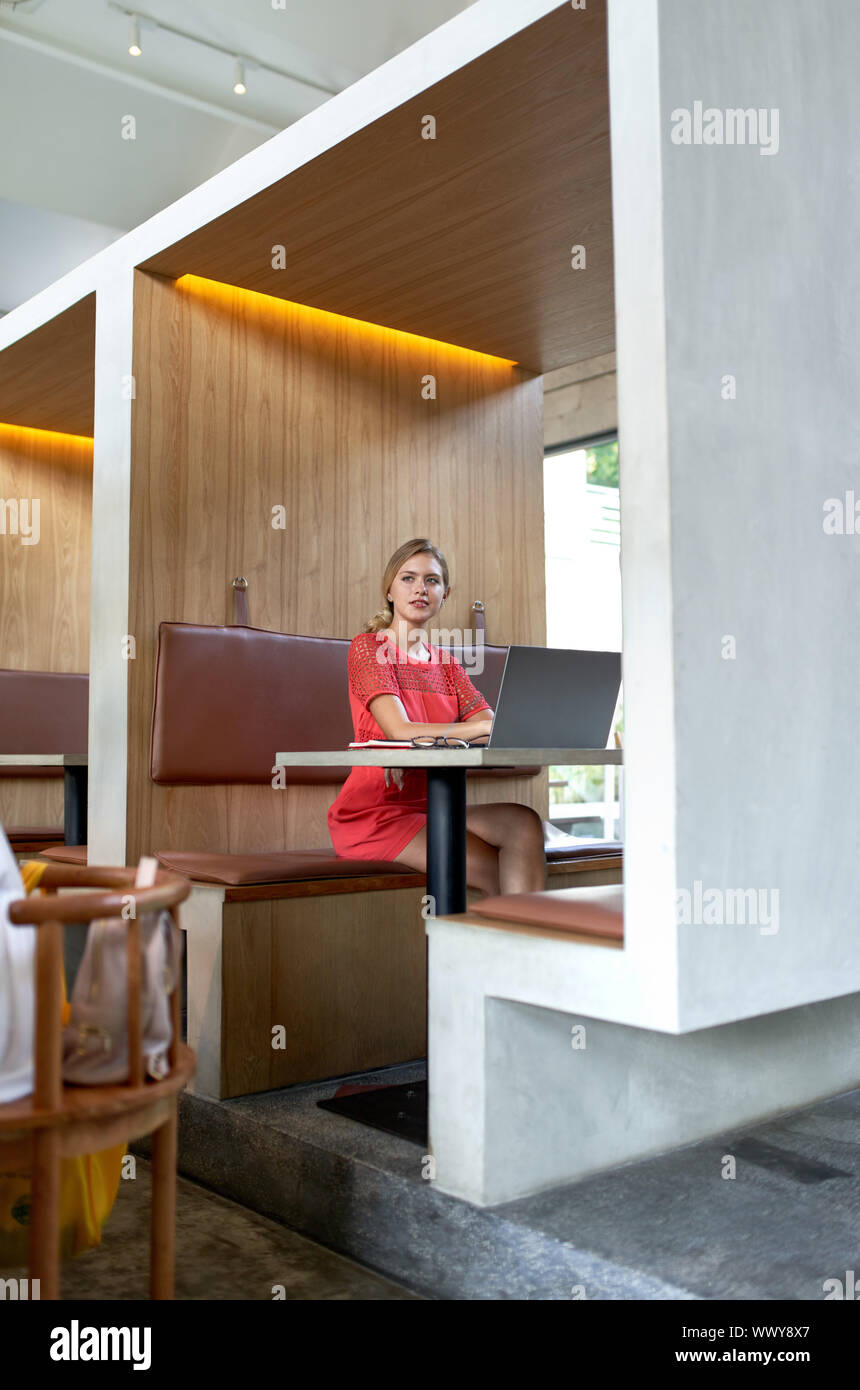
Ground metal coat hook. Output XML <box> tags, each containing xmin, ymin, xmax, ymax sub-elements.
<box><xmin>232</xmin><ymin>577</ymin><xmax>249</xmax><ymax>626</ymax></box>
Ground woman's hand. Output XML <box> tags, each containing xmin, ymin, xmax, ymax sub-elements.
<box><xmin>463</xmin><ymin>715</ymin><xmax>493</xmax><ymax>742</ymax></box>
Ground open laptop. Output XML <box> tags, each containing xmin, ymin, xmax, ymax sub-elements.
<box><xmin>484</xmin><ymin>646</ymin><xmax>622</xmax><ymax>749</ymax></box>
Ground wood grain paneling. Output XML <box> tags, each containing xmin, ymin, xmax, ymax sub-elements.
<box><xmin>0</xmin><ymin>424</ymin><xmax>91</xmax><ymax>831</ymax></box>
<box><xmin>0</xmin><ymin>425</ymin><xmax>92</xmax><ymax>672</ymax></box>
<box><xmin>221</xmin><ymin>887</ymin><xmax>428</xmax><ymax>1096</ymax></box>
<box><xmin>0</xmin><ymin>296</ymin><xmax>95</xmax><ymax>438</ymax></box>
<box><xmin>141</xmin><ymin>4</ymin><xmax>612</xmax><ymax>373</ymax></box>
<box><xmin>0</xmin><ymin>776</ymin><xmax>63</xmax><ymax>831</ymax></box>
<box><xmin>126</xmin><ymin>270</ymin><xmax>547</xmax><ymax>862</ymax></box>
<box><xmin>443</xmin><ymin>911</ymin><xmax>623</xmax><ymax>948</ymax></box>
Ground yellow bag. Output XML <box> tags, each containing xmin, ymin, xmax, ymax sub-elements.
<box><xmin>0</xmin><ymin>861</ymin><xmax>125</xmax><ymax>1268</ymax></box>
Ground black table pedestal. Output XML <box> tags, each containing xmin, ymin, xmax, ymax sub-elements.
<box><xmin>63</xmin><ymin>765</ymin><xmax>88</xmax><ymax>846</ymax></box>
<box><xmin>318</xmin><ymin>763</ymin><xmax>469</xmax><ymax>1146</ymax></box>
<box><xmin>425</xmin><ymin>765</ymin><xmax>467</xmax><ymax>917</ymax></box>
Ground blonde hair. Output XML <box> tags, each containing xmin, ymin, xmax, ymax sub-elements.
<box><xmin>362</xmin><ymin>539</ymin><xmax>450</xmax><ymax>633</ymax></box>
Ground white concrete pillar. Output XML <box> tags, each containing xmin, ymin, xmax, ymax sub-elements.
<box><xmin>88</xmin><ymin>267</ymin><xmax>134</xmax><ymax>865</ymax></box>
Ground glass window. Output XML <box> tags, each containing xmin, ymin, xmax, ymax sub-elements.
<box><xmin>544</xmin><ymin>437</ymin><xmax>623</xmax><ymax>841</ymax></box>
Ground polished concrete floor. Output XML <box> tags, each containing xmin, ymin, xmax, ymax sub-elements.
<box><xmin>8</xmin><ymin>1158</ymin><xmax>421</xmax><ymax>1301</ymax></box>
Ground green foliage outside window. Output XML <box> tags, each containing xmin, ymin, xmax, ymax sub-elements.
<box><xmin>585</xmin><ymin>439</ymin><xmax>619</xmax><ymax>488</ymax></box>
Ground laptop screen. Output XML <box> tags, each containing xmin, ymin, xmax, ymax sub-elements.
<box><xmin>488</xmin><ymin>646</ymin><xmax>622</xmax><ymax>749</ymax></box>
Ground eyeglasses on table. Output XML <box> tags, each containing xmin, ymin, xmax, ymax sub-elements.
<box><xmin>410</xmin><ymin>735</ymin><xmax>489</xmax><ymax>748</ymax></box>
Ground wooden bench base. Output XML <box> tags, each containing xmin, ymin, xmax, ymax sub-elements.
<box><xmin>183</xmin><ymin>881</ymin><xmax>431</xmax><ymax>1099</ymax></box>
<box><xmin>26</xmin><ymin>849</ymin><xmax>620</xmax><ymax>1099</ymax></box>
<box><xmin>546</xmin><ymin>857</ymin><xmax>621</xmax><ymax>890</ymax></box>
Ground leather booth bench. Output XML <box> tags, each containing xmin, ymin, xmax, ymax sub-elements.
<box><xmin>31</xmin><ymin>625</ymin><xmax>619</xmax><ymax>1100</ymax></box>
<box><xmin>38</xmin><ymin>624</ymin><xmax>622</xmax><ymax>1100</ymax></box>
<box><xmin>0</xmin><ymin>669</ymin><xmax>88</xmax><ymax>852</ymax></box>
<box><xmin>467</xmin><ymin>883</ymin><xmax>624</xmax><ymax>945</ymax></box>
<box><xmin>144</xmin><ymin>621</ymin><xmax>571</xmax><ymax>1099</ymax></box>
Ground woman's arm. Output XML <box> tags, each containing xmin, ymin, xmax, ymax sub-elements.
<box><xmin>368</xmin><ymin>694</ymin><xmax>493</xmax><ymax>741</ymax></box>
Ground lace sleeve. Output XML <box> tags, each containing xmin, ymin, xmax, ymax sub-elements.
<box><xmin>452</xmin><ymin>660</ymin><xmax>492</xmax><ymax>720</ymax></box>
<box><xmin>348</xmin><ymin>634</ymin><xmax>401</xmax><ymax>712</ymax></box>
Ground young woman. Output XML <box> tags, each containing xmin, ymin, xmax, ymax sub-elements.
<box><xmin>327</xmin><ymin>538</ymin><xmax>546</xmax><ymax>898</ymax></box>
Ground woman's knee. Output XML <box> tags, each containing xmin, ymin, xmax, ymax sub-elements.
<box><xmin>465</xmin><ymin>832</ymin><xmax>500</xmax><ymax>897</ymax></box>
<box><xmin>396</xmin><ymin>825</ymin><xmax>498</xmax><ymax>897</ymax></box>
<box><xmin>499</xmin><ymin>803</ymin><xmax>544</xmax><ymax>848</ymax></box>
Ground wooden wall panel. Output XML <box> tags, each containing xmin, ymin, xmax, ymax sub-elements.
<box><xmin>221</xmin><ymin>887</ymin><xmax>428</xmax><ymax>1096</ymax></box>
<box><xmin>0</xmin><ymin>775</ymin><xmax>63</xmax><ymax>831</ymax></box>
<box><xmin>0</xmin><ymin>425</ymin><xmax>91</xmax><ymax>832</ymax></box>
<box><xmin>0</xmin><ymin>425</ymin><xmax>92</xmax><ymax>672</ymax></box>
<box><xmin>127</xmin><ymin>270</ymin><xmax>546</xmax><ymax>862</ymax></box>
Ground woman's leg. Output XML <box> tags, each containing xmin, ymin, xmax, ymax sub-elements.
<box><xmin>464</xmin><ymin>802</ymin><xmax>546</xmax><ymax>894</ymax></box>
<box><xmin>394</xmin><ymin>824</ymin><xmax>501</xmax><ymax>899</ymax></box>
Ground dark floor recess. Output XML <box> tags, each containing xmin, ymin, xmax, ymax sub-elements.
<box><xmin>318</xmin><ymin>1080</ymin><xmax>428</xmax><ymax>1146</ymax></box>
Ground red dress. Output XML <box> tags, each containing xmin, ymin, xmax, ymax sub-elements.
<box><xmin>327</xmin><ymin>631</ymin><xmax>492</xmax><ymax>862</ymax></box>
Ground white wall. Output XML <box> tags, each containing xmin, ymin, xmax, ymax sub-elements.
<box><xmin>619</xmin><ymin>0</ymin><xmax>860</xmax><ymax>1027</ymax></box>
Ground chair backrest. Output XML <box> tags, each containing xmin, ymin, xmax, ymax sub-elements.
<box><xmin>0</xmin><ymin>670</ymin><xmax>88</xmax><ymax>754</ymax></box>
<box><xmin>149</xmin><ymin>622</ymin><xmax>510</xmax><ymax>786</ymax></box>
<box><xmin>6</xmin><ymin>864</ymin><xmax>190</xmax><ymax>1104</ymax></box>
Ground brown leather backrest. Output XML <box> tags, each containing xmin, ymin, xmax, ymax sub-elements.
<box><xmin>150</xmin><ymin>622</ymin><xmax>512</xmax><ymax>786</ymax></box>
<box><xmin>0</xmin><ymin>669</ymin><xmax>88</xmax><ymax>754</ymax></box>
<box><xmin>444</xmin><ymin>645</ymin><xmax>507</xmax><ymax>708</ymax></box>
<box><xmin>150</xmin><ymin>624</ymin><xmax>351</xmax><ymax>785</ymax></box>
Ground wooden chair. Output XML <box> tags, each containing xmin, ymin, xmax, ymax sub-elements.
<box><xmin>2</xmin><ymin>864</ymin><xmax>194</xmax><ymax>1299</ymax></box>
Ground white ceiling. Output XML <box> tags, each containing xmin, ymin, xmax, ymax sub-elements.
<box><xmin>0</xmin><ymin>0</ymin><xmax>474</xmax><ymax>312</ymax></box>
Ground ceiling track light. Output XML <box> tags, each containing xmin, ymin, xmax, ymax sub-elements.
<box><xmin>108</xmin><ymin>2</ymin><xmax>336</xmax><ymax>96</ymax></box>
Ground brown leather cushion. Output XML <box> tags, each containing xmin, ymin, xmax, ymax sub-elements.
<box><xmin>0</xmin><ymin>670</ymin><xmax>88</xmax><ymax>754</ymax></box>
<box><xmin>544</xmin><ymin>839</ymin><xmax>623</xmax><ymax>863</ymax></box>
<box><xmin>11</xmin><ymin>841</ymin><xmax>66</xmax><ymax>854</ymax></box>
<box><xmin>151</xmin><ymin>625</ymin><xmax>351</xmax><ymax>785</ymax></box>
<box><xmin>0</xmin><ymin>765</ymin><xmax>64</xmax><ymax>779</ymax></box>
<box><xmin>149</xmin><ymin>622</ymin><xmax>529</xmax><ymax>787</ymax></box>
<box><xmin>471</xmin><ymin>885</ymin><xmax>623</xmax><ymax>939</ymax></box>
<box><xmin>5</xmin><ymin>827</ymin><xmax>65</xmax><ymax>844</ymax></box>
<box><xmin>39</xmin><ymin>845</ymin><xmax>88</xmax><ymax>865</ymax></box>
<box><xmin>35</xmin><ymin>843</ymin><xmax>616</xmax><ymax>880</ymax></box>
<box><xmin>154</xmin><ymin>849</ymin><xmax>423</xmax><ymax>886</ymax></box>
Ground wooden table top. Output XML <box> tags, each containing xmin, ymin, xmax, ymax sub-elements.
<box><xmin>0</xmin><ymin>753</ymin><xmax>88</xmax><ymax>766</ymax></box>
<box><xmin>275</xmin><ymin>747</ymin><xmax>622</xmax><ymax>768</ymax></box>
